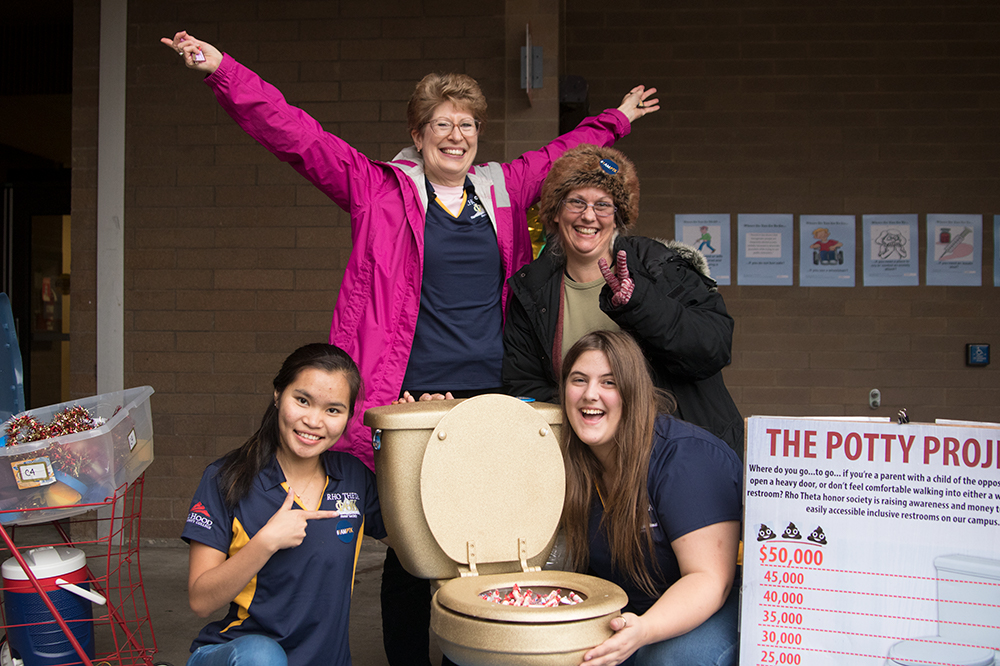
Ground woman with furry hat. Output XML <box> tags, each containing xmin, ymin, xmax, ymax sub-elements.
<box><xmin>502</xmin><ymin>144</ymin><xmax>744</xmax><ymax>456</ymax></box>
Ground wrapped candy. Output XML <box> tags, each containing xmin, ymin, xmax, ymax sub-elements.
<box><xmin>479</xmin><ymin>583</ymin><xmax>584</xmax><ymax>607</ymax></box>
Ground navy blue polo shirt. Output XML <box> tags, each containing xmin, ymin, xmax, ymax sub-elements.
<box><xmin>182</xmin><ymin>451</ymin><xmax>386</xmax><ymax>666</ymax></box>
<box><xmin>402</xmin><ymin>178</ymin><xmax>504</xmax><ymax>392</ymax></box>
<box><xmin>587</xmin><ymin>416</ymin><xmax>742</xmax><ymax>614</ymax></box>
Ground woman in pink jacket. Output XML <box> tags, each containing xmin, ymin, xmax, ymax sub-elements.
<box><xmin>164</xmin><ymin>31</ymin><xmax>657</xmax><ymax>665</ymax></box>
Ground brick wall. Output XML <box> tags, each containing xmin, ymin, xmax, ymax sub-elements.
<box><xmin>71</xmin><ymin>1</ymin><xmax>999</xmax><ymax>539</ymax></box>
<box><xmin>563</xmin><ymin>2</ymin><xmax>1000</xmax><ymax>422</ymax></box>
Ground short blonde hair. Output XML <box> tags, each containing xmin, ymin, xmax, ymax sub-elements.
<box><xmin>407</xmin><ymin>73</ymin><xmax>488</xmax><ymax>135</ymax></box>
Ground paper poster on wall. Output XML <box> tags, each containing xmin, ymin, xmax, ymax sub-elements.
<box><xmin>737</xmin><ymin>214</ymin><xmax>793</xmax><ymax>285</ymax></box>
<box><xmin>675</xmin><ymin>214</ymin><xmax>731</xmax><ymax>285</ymax></box>
<box><xmin>926</xmin><ymin>214</ymin><xmax>982</xmax><ymax>286</ymax></box>
<box><xmin>862</xmin><ymin>214</ymin><xmax>919</xmax><ymax>286</ymax></box>
<box><xmin>740</xmin><ymin>416</ymin><xmax>1000</xmax><ymax>666</ymax></box>
<box><xmin>994</xmin><ymin>215</ymin><xmax>999</xmax><ymax>287</ymax></box>
<box><xmin>799</xmin><ymin>216</ymin><xmax>855</xmax><ymax>287</ymax></box>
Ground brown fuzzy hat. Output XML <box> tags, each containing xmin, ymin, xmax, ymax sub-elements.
<box><xmin>539</xmin><ymin>144</ymin><xmax>640</xmax><ymax>237</ymax></box>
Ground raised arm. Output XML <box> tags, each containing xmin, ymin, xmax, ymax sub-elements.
<box><xmin>159</xmin><ymin>32</ymin><xmax>391</xmax><ymax>213</ymax></box>
<box><xmin>500</xmin><ymin>84</ymin><xmax>658</xmax><ymax>213</ymax></box>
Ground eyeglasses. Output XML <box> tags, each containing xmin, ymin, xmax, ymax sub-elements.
<box><xmin>562</xmin><ymin>198</ymin><xmax>617</xmax><ymax>219</ymax></box>
<box><xmin>425</xmin><ymin>118</ymin><xmax>481</xmax><ymax>137</ymax></box>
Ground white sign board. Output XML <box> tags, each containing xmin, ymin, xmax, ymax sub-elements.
<box><xmin>741</xmin><ymin>416</ymin><xmax>1000</xmax><ymax>666</ymax></box>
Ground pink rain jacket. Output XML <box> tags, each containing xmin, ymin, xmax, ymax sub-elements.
<box><xmin>207</xmin><ymin>55</ymin><xmax>631</xmax><ymax>469</ymax></box>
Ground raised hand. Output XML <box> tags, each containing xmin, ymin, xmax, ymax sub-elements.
<box><xmin>160</xmin><ymin>31</ymin><xmax>222</xmax><ymax>74</ymax></box>
<box><xmin>618</xmin><ymin>86</ymin><xmax>660</xmax><ymax>123</ymax></box>
<box><xmin>599</xmin><ymin>250</ymin><xmax>635</xmax><ymax>307</ymax></box>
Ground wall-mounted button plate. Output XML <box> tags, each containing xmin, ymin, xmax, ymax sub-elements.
<box><xmin>966</xmin><ymin>343</ymin><xmax>990</xmax><ymax>367</ymax></box>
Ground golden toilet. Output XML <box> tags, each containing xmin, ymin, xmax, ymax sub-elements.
<box><xmin>364</xmin><ymin>394</ymin><xmax>628</xmax><ymax>666</ymax></box>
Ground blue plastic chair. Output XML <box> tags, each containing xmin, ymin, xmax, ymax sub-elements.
<box><xmin>0</xmin><ymin>293</ymin><xmax>25</xmax><ymax>423</ymax></box>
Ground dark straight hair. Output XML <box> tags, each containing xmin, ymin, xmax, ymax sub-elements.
<box><xmin>217</xmin><ymin>343</ymin><xmax>363</xmax><ymax>508</ymax></box>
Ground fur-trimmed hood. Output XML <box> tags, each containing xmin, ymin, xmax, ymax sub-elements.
<box><xmin>658</xmin><ymin>238</ymin><xmax>713</xmax><ymax>283</ymax></box>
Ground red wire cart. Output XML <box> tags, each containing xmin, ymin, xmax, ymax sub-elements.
<box><xmin>0</xmin><ymin>476</ymin><xmax>170</xmax><ymax>666</ymax></box>
<box><xmin>0</xmin><ymin>387</ymin><xmax>167</xmax><ymax>666</ymax></box>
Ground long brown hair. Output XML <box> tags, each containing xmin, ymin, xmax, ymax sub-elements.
<box><xmin>559</xmin><ymin>331</ymin><xmax>675</xmax><ymax>596</ymax></box>
<box><xmin>217</xmin><ymin>343</ymin><xmax>363</xmax><ymax>508</ymax></box>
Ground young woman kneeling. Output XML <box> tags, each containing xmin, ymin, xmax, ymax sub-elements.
<box><xmin>559</xmin><ymin>331</ymin><xmax>742</xmax><ymax>666</ymax></box>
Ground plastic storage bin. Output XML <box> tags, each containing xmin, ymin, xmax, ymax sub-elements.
<box><xmin>0</xmin><ymin>387</ymin><xmax>154</xmax><ymax>525</ymax></box>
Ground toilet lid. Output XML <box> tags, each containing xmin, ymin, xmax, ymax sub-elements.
<box><xmin>888</xmin><ymin>638</ymin><xmax>995</xmax><ymax>666</ymax></box>
<box><xmin>421</xmin><ymin>394</ymin><xmax>565</xmax><ymax>568</ymax></box>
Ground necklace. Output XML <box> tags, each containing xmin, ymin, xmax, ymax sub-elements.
<box><xmin>278</xmin><ymin>458</ymin><xmax>326</xmax><ymax>509</ymax></box>
<box><xmin>294</xmin><ymin>470</ymin><xmax>324</xmax><ymax>508</ymax></box>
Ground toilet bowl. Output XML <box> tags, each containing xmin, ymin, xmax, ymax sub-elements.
<box><xmin>886</xmin><ymin>554</ymin><xmax>1000</xmax><ymax>666</ymax></box>
<box><xmin>364</xmin><ymin>394</ymin><xmax>628</xmax><ymax>666</ymax></box>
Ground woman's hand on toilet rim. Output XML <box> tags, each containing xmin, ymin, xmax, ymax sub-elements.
<box><xmin>579</xmin><ymin>521</ymin><xmax>740</xmax><ymax>666</ymax></box>
<box><xmin>578</xmin><ymin>612</ymin><xmax>646</xmax><ymax>666</ymax></box>
<box><xmin>392</xmin><ymin>390</ymin><xmax>455</xmax><ymax>404</ymax></box>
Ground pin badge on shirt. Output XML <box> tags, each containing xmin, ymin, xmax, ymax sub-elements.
<box><xmin>336</xmin><ymin>519</ymin><xmax>356</xmax><ymax>544</ymax></box>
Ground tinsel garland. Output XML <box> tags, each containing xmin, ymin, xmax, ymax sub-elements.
<box><xmin>4</xmin><ymin>406</ymin><xmax>106</xmax><ymax>446</ymax></box>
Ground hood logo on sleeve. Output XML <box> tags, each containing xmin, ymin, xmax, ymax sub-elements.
<box><xmin>186</xmin><ymin>502</ymin><xmax>214</xmax><ymax>529</ymax></box>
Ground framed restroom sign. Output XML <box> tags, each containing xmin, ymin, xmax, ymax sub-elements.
<box><xmin>740</xmin><ymin>416</ymin><xmax>1000</xmax><ymax>666</ymax></box>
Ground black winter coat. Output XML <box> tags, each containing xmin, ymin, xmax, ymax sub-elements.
<box><xmin>502</xmin><ymin>235</ymin><xmax>744</xmax><ymax>457</ymax></box>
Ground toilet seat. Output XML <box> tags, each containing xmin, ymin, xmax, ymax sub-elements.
<box><xmin>888</xmin><ymin>637</ymin><xmax>996</xmax><ymax>666</ymax></box>
<box><xmin>435</xmin><ymin>570</ymin><xmax>627</xmax><ymax>623</ymax></box>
